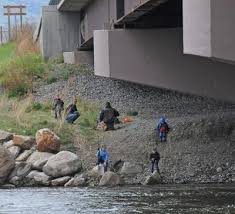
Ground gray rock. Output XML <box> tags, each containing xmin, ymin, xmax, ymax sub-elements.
<box><xmin>64</xmin><ymin>174</ymin><xmax>88</xmax><ymax>187</ymax></box>
<box><xmin>43</xmin><ymin>151</ymin><xmax>82</xmax><ymax>178</ymax></box>
<box><xmin>26</xmin><ymin>170</ymin><xmax>51</xmax><ymax>186</ymax></box>
<box><xmin>8</xmin><ymin>146</ymin><xmax>21</xmax><ymax>159</ymax></box>
<box><xmin>143</xmin><ymin>171</ymin><xmax>162</xmax><ymax>185</ymax></box>
<box><xmin>0</xmin><ymin>146</ymin><xmax>15</xmax><ymax>185</ymax></box>
<box><xmin>120</xmin><ymin>162</ymin><xmax>143</xmax><ymax>176</ymax></box>
<box><xmin>87</xmin><ymin>165</ymin><xmax>104</xmax><ymax>177</ymax></box>
<box><xmin>16</xmin><ymin>150</ymin><xmax>33</xmax><ymax>162</ymax></box>
<box><xmin>9</xmin><ymin>176</ymin><xmax>22</xmax><ymax>186</ymax></box>
<box><xmin>99</xmin><ymin>171</ymin><xmax>124</xmax><ymax>186</ymax></box>
<box><xmin>27</xmin><ymin>151</ymin><xmax>54</xmax><ymax>170</ymax></box>
<box><xmin>0</xmin><ymin>130</ymin><xmax>13</xmax><ymax>144</ymax></box>
<box><xmin>1</xmin><ymin>184</ymin><xmax>15</xmax><ymax>189</ymax></box>
<box><xmin>16</xmin><ymin>162</ymin><xmax>32</xmax><ymax>178</ymax></box>
<box><xmin>217</xmin><ymin>167</ymin><xmax>223</xmax><ymax>173</ymax></box>
<box><xmin>51</xmin><ymin>176</ymin><xmax>71</xmax><ymax>186</ymax></box>
<box><xmin>2</xmin><ymin>140</ymin><xmax>14</xmax><ymax>149</ymax></box>
<box><xmin>9</xmin><ymin>162</ymin><xmax>32</xmax><ymax>180</ymax></box>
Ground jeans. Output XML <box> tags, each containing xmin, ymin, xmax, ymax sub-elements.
<box><xmin>55</xmin><ymin>106</ymin><xmax>63</xmax><ymax>119</ymax></box>
<box><xmin>66</xmin><ymin>112</ymin><xmax>79</xmax><ymax>123</ymax></box>
<box><xmin>159</xmin><ymin>132</ymin><xmax>167</xmax><ymax>142</ymax></box>
<box><xmin>151</xmin><ymin>159</ymin><xmax>160</xmax><ymax>174</ymax></box>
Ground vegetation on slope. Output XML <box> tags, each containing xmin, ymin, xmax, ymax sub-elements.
<box><xmin>0</xmin><ymin>24</ymin><xmax>100</xmax><ymax>145</ymax></box>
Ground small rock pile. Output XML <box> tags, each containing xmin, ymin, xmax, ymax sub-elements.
<box><xmin>0</xmin><ymin>129</ymin><xmax>158</xmax><ymax>188</ymax></box>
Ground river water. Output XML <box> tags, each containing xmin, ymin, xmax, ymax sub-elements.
<box><xmin>0</xmin><ymin>184</ymin><xmax>234</xmax><ymax>214</ymax></box>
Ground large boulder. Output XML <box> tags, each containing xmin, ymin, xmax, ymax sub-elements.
<box><xmin>143</xmin><ymin>171</ymin><xmax>162</xmax><ymax>185</ymax></box>
<box><xmin>36</xmin><ymin>129</ymin><xmax>60</xmax><ymax>153</ymax></box>
<box><xmin>0</xmin><ymin>146</ymin><xmax>15</xmax><ymax>185</ymax></box>
<box><xmin>27</xmin><ymin>151</ymin><xmax>54</xmax><ymax>170</ymax></box>
<box><xmin>120</xmin><ymin>162</ymin><xmax>143</xmax><ymax>176</ymax></box>
<box><xmin>43</xmin><ymin>151</ymin><xmax>82</xmax><ymax>178</ymax></box>
<box><xmin>51</xmin><ymin>176</ymin><xmax>71</xmax><ymax>187</ymax></box>
<box><xmin>26</xmin><ymin>170</ymin><xmax>51</xmax><ymax>186</ymax></box>
<box><xmin>16</xmin><ymin>150</ymin><xmax>33</xmax><ymax>162</ymax></box>
<box><xmin>8</xmin><ymin>146</ymin><xmax>21</xmax><ymax>159</ymax></box>
<box><xmin>0</xmin><ymin>130</ymin><xmax>13</xmax><ymax>144</ymax></box>
<box><xmin>99</xmin><ymin>171</ymin><xmax>124</xmax><ymax>186</ymax></box>
<box><xmin>13</xmin><ymin>135</ymin><xmax>35</xmax><ymax>150</ymax></box>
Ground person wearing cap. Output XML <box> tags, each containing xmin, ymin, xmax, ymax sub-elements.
<box><xmin>99</xmin><ymin>102</ymin><xmax>119</xmax><ymax>131</ymax></box>
<box><xmin>65</xmin><ymin>98</ymin><xmax>80</xmax><ymax>124</ymax></box>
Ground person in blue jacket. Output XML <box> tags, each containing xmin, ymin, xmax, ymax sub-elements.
<box><xmin>157</xmin><ymin>117</ymin><xmax>170</xmax><ymax>142</ymax></box>
<box><xmin>96</xmin><ymin>145</ymin><xmax>109</xmax><ymax>172</ymax></box>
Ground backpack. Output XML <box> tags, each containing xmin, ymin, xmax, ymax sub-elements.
<box><xmin>103</xmin><ymin>108</ymin><xmax>114</xmax><ymax>123</ymax></box>
<box><xmin>159</xmin><ymin>123</ymin><xmax>168</xmax><ymax>133</ymax></box>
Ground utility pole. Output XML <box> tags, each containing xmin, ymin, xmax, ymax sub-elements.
<box><xmin>0</xmin><ymin>26</ymin><xmax>2</xmax><ymax>44</ymax></box>
<box><xmin>3</xmin><ymin>5</ymin><xmax>26</xmax><ymax>41</ymax></box>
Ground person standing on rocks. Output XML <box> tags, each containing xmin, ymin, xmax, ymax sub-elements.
<box><xmin>150</xmin><ymin>148</ymin><xmax>160</xmax><ymax>174</ymax></box>
<box><xmin>157</xmin><ymin>117</ymin><xmax>170</xmax><ymax>142</ymax></box>
<box><xmin>65</xmin><ymin>98</ymin><xmax>80</xmax><ymax>124</ymax></box>
<box><xmin>96</xmin><ymin>145</ymin><xmax>109</xmax><ymax>172</ymax></box>
<box><xmin>99</xmin><ymin>102</ymin><xmax>120</xmax><ymax>131</ymax></box>
<box><xmin>53</xmin><ymin>95</ymin><xmax>64</xmax><ymax>119</ymax></box>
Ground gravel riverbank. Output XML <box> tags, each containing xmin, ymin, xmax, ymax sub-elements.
<box><xmin>33</xmin><ymin>68</ymin><xmax>235</xmax><ymax>184</ymax></box>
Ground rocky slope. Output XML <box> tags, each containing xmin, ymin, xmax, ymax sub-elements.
<box><xmin>32</xmin><ymin>67</ymin><xmax>235</xmax><ymax>185</ymax></box>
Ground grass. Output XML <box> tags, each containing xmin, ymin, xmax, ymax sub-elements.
<box><xmin>0</xmin><ymin>42</ymin><xmax>16</xmax><ymax>65</ymax></box>
<box><xmin>76</xmin><ymin>97</ymin><xmax>100</xmax><ymax>141</ymax></box>
<box><xmin>0</xmin><ymin>95</ymin><xmax>100</xmax><ymax>145</ymax></box>
<box><xmin>0</xmin><ymin>53</ymin><xmax>46</xmax><ymax>97</ymax></box>
<box><xmin>0</xmin><ymin>95</ymin><xmax>74</xmax><ymax>144</ymax></box>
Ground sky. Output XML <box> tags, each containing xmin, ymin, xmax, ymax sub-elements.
<box><xmin>0</xmin><ymin>0</ymin><xmax>49</xmax><ymax>29</ymax></box>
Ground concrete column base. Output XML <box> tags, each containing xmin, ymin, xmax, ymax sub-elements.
<box><xmin>63</xmin><ymin>51</ymin><xmax>94</xmax><ymax>65</ymax></box>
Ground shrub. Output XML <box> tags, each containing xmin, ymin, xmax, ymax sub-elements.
<box><xmin>32</xmin><ymin>102</ymin><xmax>43</xmax><ymax>111</ymax></box>
<box><xmin>0</xmin><ymin>53</ymin><xmax>46</xmax><ymax>97</ymax></box>
<box><xmin>8</xmin><ymin>84</ymin><xmax>29</xmax><ymax>98</ymax></box>
<box><xmin>126</xmin><ymin>111</ymin><xmax>139</xmax><ymax>116</ymax></box>
<box><xmin>47</xmin><ymin>76</ymin><xmax>57</xmax><ymax>84</ymax></box>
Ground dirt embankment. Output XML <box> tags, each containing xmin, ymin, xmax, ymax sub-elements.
<box><xmin>33</xmin><ymin>69</ymin><xmax>235</xmax><ymax>184</ymax></box>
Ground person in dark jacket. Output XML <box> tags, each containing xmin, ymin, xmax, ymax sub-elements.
<box><xmin>157</xmin><ymin>117</ymin><xmax>170</xmax><ymax>142</ymax></box>
<box><xmin>150</xmin><ymin>148</ymin><xmax>160</xmax><ymax>174</ymax></box>
<box><xmin>65</xmin><ymin>98</ymin><xmax>80</xmax><ymax>124</ymax></box>
<box><xmin>99</xmin><ymin>102</ymin><xmax>119</xmax><ymax>131</ymax></box>
<box><xmin>53</xmin><ymin>95</ymin><xmax>64</xmax><ymax>119</ymax></box>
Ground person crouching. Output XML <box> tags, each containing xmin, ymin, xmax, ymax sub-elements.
<box><xmin>65</xmin><ymin>98</ymin><xmax>80</xmax><ymax>124</ymax></box>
